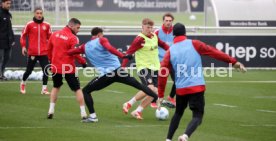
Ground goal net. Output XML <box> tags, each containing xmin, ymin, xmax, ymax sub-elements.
<box><xmin>10</xmin><ymin>0</ymin><xmax>70</xmax><ymax>25</ymax></box>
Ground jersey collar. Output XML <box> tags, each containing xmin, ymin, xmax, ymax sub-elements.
<box><xmin>173</xmin><ymin>36</ymin><xmax>187</xmax><ymax>44</ymax></box>
<box><xmin>162</xmin><ymin>24</ymin><xmax>173</xmax><ymax>34</ymax></box>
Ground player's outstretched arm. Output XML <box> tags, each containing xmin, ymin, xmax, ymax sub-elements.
<box><xmin>100</xmin><ymin>37</ymin><xmax>124</xmax><ymax>58</ymax></box>
<box><xmin>67</xmin><ymin>44</ymin><xmax>85</xmax><ymax>55</ymax></box>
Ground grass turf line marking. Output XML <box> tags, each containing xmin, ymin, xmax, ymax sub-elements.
<box><xmin>0</xmin><ymin>126</ymin><xmax>47</xmax><ymax>129</ymax></box>
<box><xmin>253</xmin><ymin>96</ymin><xmax>276</xmax><ymax>99</ymax></box>
<box><xmin>104</xmin><ymin>90</ymin><xmax>125</xmax><ymax>94</ymax></box>
<box><xmin>240</xmin><ymin>124</ymin><xmax>276</xmax><ymax>127</ymax></box>
<box><xmin>213</xmin><ymin>103</ymin><xmax>237</xmax><ymax>108</ymax></box>
<box><xmin>256</xmin><ymin>109</ymin><xmax>276</xmax><ymax>113</ymax></box>
<box><xmin>115</xmin><ymin>125</ymin><xmax>168</xmax><ymax>128</ymax></box>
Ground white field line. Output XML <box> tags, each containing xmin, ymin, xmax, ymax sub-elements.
<box><xmin>0</xmin><ymin>126</ymin><xmax>47</xmax><ymax>129</ymax></box>
<box><xmin>115</xmin><ymin>125</ymin><xmax>168</xmax><ymax>128</ymax></box>
<box><xmin>104</xmin><ymin>90</ymin><xmax>125</xmax><ymax>94</ymax></box>
<box><xmin>240</xmin><ymin>124</ymin><xmax>276</xmax><ymax>127</ymax></box>
<box><xmin>81</xmin><ymin>19</ymin><xmax>139</xmax><ymax>24</ymax></box>
<box><xmin>213</xmin><ymin>103</ymin><xmax>237</xmax><ymax>108</ymax></box>
<box><xmin>1</xmin><ymin>80</ymin><xmax>276</xmax><ymax>84</ymax></box>
<box><xmin>253</xmin><ymin>96</ymin><xmax>276</xmax><ymax>99</ymax></box>
<box><xmin>256</xmin><ymin>109</ymin><xmax>276</xmax><ymax>113</ymax></box>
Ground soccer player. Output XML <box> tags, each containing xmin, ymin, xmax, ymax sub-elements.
<box><xmin>122</xmin><ymin>18</ymin><xmax>169</xmax><ymax>120</ymax></box>
<box><xmin>157</xmin><ymin>23</ymin><xmax>246</xmax><ymax>141</ymax></box>
<box><xmin>47</xmin><ymin>18</ymin><xmax>88</xmax><ymax>120</ymax></box>
<box><xmin>20</xmin><ymin>7</ymin><xmax>52</xmax><ymax>94</ymax></box>
<box><xmin>155</xmin><ymin>13</ymin><xmax>176</xmax><ymax>107</ymax></box>
<box><xmin>0</xmin><ymin>0</ymin><xmax>14</xmax><ymax>81</ymax></box>
<box><xmin>67</xmin><ymin>27</ymin><xmax>158</xmax><ymax>122</ymax></box>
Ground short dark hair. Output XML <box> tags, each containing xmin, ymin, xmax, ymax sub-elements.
<box><xmin>142</xmin><ymin>18</ymin><xmax>154</xmax><ymax>26</ymax></box>
<box><xmin>34</xmin><ymin>7</ymin><xmax>43</xmax><ymax>12</ymax></box>
<box><xmin>2</xmin><ymin>0</ymin><xmax>11</xmax><ymax>3</ymax></box>
<box><xmin>68</xmin><ymin>18</ymin><xmax>81</xmax><ymax>25</ymax></box>
<box><xmin>173</xmin><ymin>23</ymin><xmax>186</xmax><ymax>36</ymax></box>
<box><xmin>2</xmin><ymin>0</ymin><xmax>11</xmax><ymax>2</ymax></box>
<box><xmin>163</xmin><ymin>13</ymin><xmax>174</xmax><ymax>21</ymax></box>
<box><xmin>91</xmin><ymin>27</ymin><xmax>103</xmax><ymax>36</ymax></box>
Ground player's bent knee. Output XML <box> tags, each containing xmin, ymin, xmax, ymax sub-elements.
<box><xmin>69</xmin><ymin>86</ymin><xmax>80</xmax><ymax>92</ymax></box>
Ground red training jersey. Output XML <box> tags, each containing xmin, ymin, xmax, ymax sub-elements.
<box><xmin>48</xmin><ymin>26</ymin><xmax>86</xmax><ymax>74</ymax></box>
<box><xmin>20</xmin><ymin>21</ymin><xmax>52</xmax><ymax>56</ymax></box>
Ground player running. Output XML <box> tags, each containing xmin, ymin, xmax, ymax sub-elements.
<box><xmin>157</xmin><ymin>23</ymin><xmax>246</xmax><ymax>141</ymax></box>
<box><xmin>47</xmin><ymin>18</ymin><xmax>88</xmax><ymax>120</ymax></box>
<box><xmin>20</xmin><ymin>7</ymin><xmax>52</xmax><ymax>95</ymax></box>
<box><xmin>122</xmin><ymin>18</ymin><xmax>169</xmax><ymax>120</ymax></box>
<box><xmin>67</xmin><ymin>27</ymin><xmax>158</xmax><ymax>122</ymax></box>
<box><xmin>155</xmin><ymin>13</ymin><xmax>176</xmax><ymax>107</ymax></box>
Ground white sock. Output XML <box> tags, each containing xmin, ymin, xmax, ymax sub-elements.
<box><xmin>42</xmin><ymin>85</ymin><xmax>47</xmax><ymax>90</ymax></box>
<box><xmin>48</xmin><ymin>103</ymin><xmax>55</xmax><ymax>114</ymax></box>
<box><xmin>128</xmin><ymin>97</ymin><xmax>137</xmax><ymax>105</ymax></box>
<box><xmin>182</xmin><ymin>134</ymin><xmax>189</xmax><ymax>140</ymax></box>
<box><xmin>166</xmin><ymin>139</ymin><xmax>171</xmax><ymax>141</ymax></box>
<box><xmin>136</xmin><ymin>105</ymin><xmax>144</xmax><ymax>113</ymax></box>
<box><xmin>80</xmin><ymin>106</ymin><xmax>87</xmax><ymax>117</ymax></box>
<box><xmin>89</xmin><ymin>113</ymin><xmax>97</xmax><ymax>118</ymax></box>
<box><xmin>21</xmin><ymin>80</ymin><xmax>26</xmax><ymax>85</ymax></box>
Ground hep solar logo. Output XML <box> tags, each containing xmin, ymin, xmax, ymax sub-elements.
<box><xmin>216</xmin><ymin>42</ymin><xmax>276</xmax><ymax>61</ymax></box>
<box><xmin>215</xmin><ymin>42</ymin><xmax>257</xmax><ymax>61</ymax></box>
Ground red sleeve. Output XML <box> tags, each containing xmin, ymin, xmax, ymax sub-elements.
<box><xmin>70</xmin><ymin>37</ymin><xmax>86</xmax><ymax>65</ymax></box>
<box><xmin>100</xmin><ymin>37</ymin><xmax>124</xmax><ymax>58</ymax></box>
<box><xmin>121</xmin><ymin>36</ymin><xmax>144</xmax><ymax>67</ymax></box>
<box><xmin>75</xmin><ymin>55</ymin><xmax>86</xmax><ymax>65</ymax></box>
<box><xmin>192</xmin><ymin>40</ymin><xmax>237</xmax><ymax>64</ymax></box>
<box><xmin>20</xmin><ymin>24</ymin><xmax>29</xmax><ymax>48</ymax></box>
<box><xmin>67</xmin><ymin>44</ymin><xmax>85</xmax><ymax>55</ymax></box>
<box><xmin>158</xmin><ymin>37</ymin><xmax>169</xmax><ymax>50</ymax></box>
<box><xmin>158</xmin><ymin>50</ymin><xmax>172</xmax><ymax>98</ymax></box>
<box><xmin>154</xmin><ymin>29</ymin><xmax>159</xmax><ymax>36</ymax></box>
<box><xmin>47</xmin><ymin>35</ymin><xmax>53</xmax><ymax>62</ymax></box>
<box><xmin>47</xmin><ymin>24</ymin><xmax>52</xmax><ymax>39</ymax></box>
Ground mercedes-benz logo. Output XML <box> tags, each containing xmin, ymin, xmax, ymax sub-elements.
<box><xmin>19</xmin><ymin>0</ymin><xmax>31</xmax><ymax>10</ymax></box>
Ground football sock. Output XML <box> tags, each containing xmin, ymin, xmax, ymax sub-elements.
<box><xmin>48</xmin><ymin>103</ymin><xmax>55</xmax><ymax>114</ymax></box>
<box><xmin>80</xmin><ymin>106</ymin><xmax>87</xmax><ymax>117</ymax></box>
<box><xmin>185</xmin><ymin>117</ymin><xmax>202</xmax><ymax>137</ymax></box>
<box><xmin>21</xmin><ymin>80</ymin><xmax>26</xmax><ymax>85</ymax></box>
<box><xmin>42</xmin><ymin>85</ymin><xmax>47</xmax><ymax>90</ymax></box>
<box><xmin>90</xmin><ymin>113</ymin><xmax>97</xmax><ymax>118</ymax></box>
<box><xmin>128</xmin><ymin>97</ymin><xmax>136</xmax><ymax>105</ymax></box>
<box><xmin>136</xmin><ymin>105</ymin><xmax>144</xmax><ymax>113</ymax></box>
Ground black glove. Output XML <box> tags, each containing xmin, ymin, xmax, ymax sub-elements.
<box><xmin>82</xmin><ymin>64</ymin><xmax>87</xmax><ymax>68</ymax></box>
<box><xmin>123</xmin><ymin>54</ymin><xmax>133</xmax><ymax>60</ymax></box>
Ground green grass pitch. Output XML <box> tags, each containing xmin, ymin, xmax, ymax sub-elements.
<box><xmin>0</xmin><ymin>70</ymin><xmax>276</xmax><ymax>141</ymax></box>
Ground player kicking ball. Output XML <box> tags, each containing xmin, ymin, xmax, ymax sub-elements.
<box><xmin>121</xmin><ymin>18</ymin><xmax>170</xmax><ymax>120</ymax></box>
<box><xmin>157</xmin><ymin>23</ymin><xmax>246</xmax><ymax>141</ymax></box>
<box><xmin>67</xmin><ymin>27</ymin><xmax>158</xmax><ymax>122</ymax></box>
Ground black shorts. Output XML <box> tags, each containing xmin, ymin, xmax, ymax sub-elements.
<box><xmin>52</xmin><ymin>73</ymin><xmax>80</xmax><ymax>92</ymax></box>
<box><xmin>138</xmin><ymin>68</ymin><xmax>158</xmax><ymax>87</ymax></box>
<box><xmin>176</xmin><ymin>91</ymin><xmax>205</xmax><ymax>116</ymax></box>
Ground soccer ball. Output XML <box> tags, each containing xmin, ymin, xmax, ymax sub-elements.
<box><xmin>189</xmin><ymin>15</ymin><xmax>196</xmax><ymax>21</ymax></box>
<box><xmin>155</xmin><ymin>107</ymin><xmax>169</xmax><ymax>120</ymax></box>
